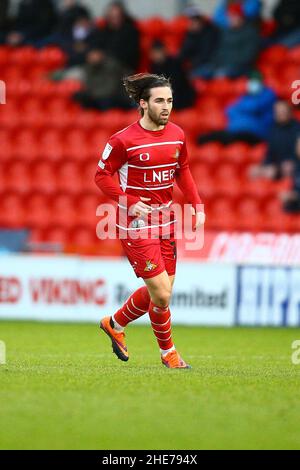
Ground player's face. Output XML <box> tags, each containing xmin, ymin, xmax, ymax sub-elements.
<box><xmin>144</xmin><ymin>87</ymin><xmax>173</xmax><ymax>126</ymax></box>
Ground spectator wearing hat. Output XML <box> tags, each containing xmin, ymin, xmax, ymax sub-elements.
<box><xmin>179</xmin><ymin>7</ymin><xmax>220</xmax><ymax>73</ymax></box>
<box><xmin>214</xmin><ymin>0</ymin><xmax>261</xmax><ymax>29</ymax></box>
<box><xmin>198</xmin><ymin>72</ymin><xmax>276</xmax><ymax>145</ymax></box>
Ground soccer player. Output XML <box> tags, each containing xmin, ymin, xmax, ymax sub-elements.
<box><xmin>95</xmin><ymin>73</ymin><xmax>205</xmax><ymax>369</ymax></box>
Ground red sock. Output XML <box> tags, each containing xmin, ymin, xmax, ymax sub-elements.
<box><xmin>113</xmin><ymin>286</ymin><xmax>150</xmax><ymax>327</ymax></box>
<box><xmin>149</xmin><ymin>301</ymin><xmax>174</xmax><ymax>351</ymax></box>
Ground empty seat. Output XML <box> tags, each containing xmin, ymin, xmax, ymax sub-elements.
<box><xmin>50</xmin><ymin>193</ymin><xmax>77</xmax><ymax>228</ymax></box>
<box><xmin>25</xmin><ymin>192</ymin><xmax>51</xmax><ymax>229</ymax></box>
<box><xmin>0</xmin><ymin>193</ymin><xmax>25</xmax><ymax>228</ymax></box>
<box><xmin>56</xmin><ymin>161</ymin><xmax>83</xmax><ymax>194</ymax></box>
<box><xmin>6</xmin><ymin>160</ymin><xmax>31</xmax><ymax>194</ymax></box>
<box><xmin>30</xmin><ymin>161</ymin><xmax>56</xmax><ymax>194</ymax></box>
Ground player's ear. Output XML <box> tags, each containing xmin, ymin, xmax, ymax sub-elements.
<box><xmin>140</xmin><ymin>99</ymin><xmax>147</xmax><ymax>111</ymax></box>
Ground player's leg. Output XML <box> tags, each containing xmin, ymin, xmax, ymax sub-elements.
<box><xmin>100</xmin><ymin>286</ymin><xmax>150</xmax><ymax>362</ymax></box>
<box><xmin>100</xmin><ymin>237</ymin><xmax>160</xmax><ymax>362</ymax></box>
<box><xmin>145</xmin><ymin>271</ymin><xmax>191</xmax><ymax>369</ymax></box>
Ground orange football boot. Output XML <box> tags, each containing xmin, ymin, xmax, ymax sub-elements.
<box><xmin>161</xmin><ymin>350</ymin><xmax>191</xmax><ymax>369</ymax></box>
<box><xmin>100</xmin><ymin>316</ymin><xmax>129</xmax><ymax>362</ymax></box>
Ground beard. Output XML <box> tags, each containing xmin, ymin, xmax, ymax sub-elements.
<box><xmin>147</xmin><ymin>105</ymin><xmax>169</xmax><ymax>127</ymax></box>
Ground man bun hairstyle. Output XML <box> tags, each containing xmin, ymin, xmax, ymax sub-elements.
<box><xmin>123</xmin><ymin>73</ymin><xmax>172</xmax><ymax>115</ymax></box>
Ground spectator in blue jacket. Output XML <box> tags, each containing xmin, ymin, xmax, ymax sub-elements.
<box><xmin>214</xmin><ymin>0</ymin><xmax>261</xmax><ymax>29</ymax></box>
<box><xmin>198</xmin><ymin>72</ymin><xmax>276</xmax><ymax>145</ymax></box>
<box><xmin>250</xmin><ymin>101</ymin><xmax>300</xmax><ymax>180</ymax></box>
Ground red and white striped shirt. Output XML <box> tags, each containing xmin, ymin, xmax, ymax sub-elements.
<box><xmin>95</xmin><ymin>120</ymin><xmax>201</xmax><ymax>234</ymax></box>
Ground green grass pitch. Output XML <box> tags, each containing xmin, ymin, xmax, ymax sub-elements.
<box><xmin>0</xmin><ymin>321</ymin><xmax>300</xmax><ymax>450</ymax></box>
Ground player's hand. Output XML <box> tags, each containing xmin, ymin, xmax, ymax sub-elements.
<box><xmin>131</xmin><ymin>197</ymin><xmax>152</xmax><ymax>218</ymax></box>
<box><xmin>191</xmin><ymin>207</ymin><xmax>206</xmax><ymax>231</ymax></box>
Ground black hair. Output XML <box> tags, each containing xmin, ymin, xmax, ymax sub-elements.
<box><xmin>123</xmin><ymin>73</ymin><xmax>172</xmax><ymax>116</ymax></box>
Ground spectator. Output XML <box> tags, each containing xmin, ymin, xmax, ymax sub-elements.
<box><xmin>0</xmin><ymin>0</ymin><xmax>10</xmax><ymax>43</ymax></box>
<box><xmin>97</xmin><ymin>1</ymin><xmax>140</xmax><ymax>71</ymax></box>
<box><xmin>73</xmin><ymin>47</ymin><xmax>132</xmax><ymax>111</ymax></box>
<box><xmin>179</xmin><ymin>6</ymin><xmax>219</xmax><ymax>73</ymax></box>
<box><xmin>214</xmin><ymin>0</ymin><xmax>261</xmax><ymax>29</ymax></box>
<box><xmin>194</xmin><ymin>4</ymin><xmax>260</xmax><ymax>79</ymax></box>
<box><xmin>271</xmin><ymin>0</ymin><xmax>300</xmax><ymax>48</ymax></box>
<box><xmin>37</xmin><ymin>0</ymin><xmax>91</xmax><ymax>48</ymax></box>
<box><xmin>281</xmin><ymin>137</ymin><xmax>300</xmax><ymax>212</ymax></box>
<box><xmin>5</xmin><ymin>0</ymin><xmax>57</xmax><ymax>46</ymax></box>
<box><xmin>61</xmin><ymin>13</ymin><xmax>103</xmax><ymax>67</ymax></box>
<box><xmin>149</xmin><ymin>41</ymin><xmax>196</xmax><ymax>110</ymax></box>
<box><xmin>250</xmin><ymin>101</ymin><xmax>300</xmax><ymax>180</ymax></box>
<box><xmin>198</xmin><ymin>72</ymin><xmax>276</xmax><ymax>145</ymax></box>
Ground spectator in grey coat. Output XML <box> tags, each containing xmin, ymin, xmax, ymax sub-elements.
<box><xmin>73</xmin><ymin>47</ymin><xmax>132</xmax><ymax>111</ymax></box>
<box><xmin>194</xmin><ymin>4</ymin><xmax>260</xmax><ymax>79</ymax></box>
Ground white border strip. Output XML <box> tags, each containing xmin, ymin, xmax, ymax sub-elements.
<box><xmin>126</xmin><ymin>141</ymin><xmax>184</xmax><ymax>152</ymax></box>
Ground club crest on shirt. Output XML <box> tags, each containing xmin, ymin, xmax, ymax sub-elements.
<box><xmin>144</xmin><ymin>260</ymin><xmax>158</xmax><ymax>272</ymax></box>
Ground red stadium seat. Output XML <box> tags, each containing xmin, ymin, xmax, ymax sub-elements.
<box><xmin>223</xmin><ymin>142</ymin><xmax>249</xmax><ymax>164</ymax></box>
<box><xmin>288</xmin><ymin>46</ymin><xmax>300</xmax><ymax>65</ymax></box>
<box><xmin>0</xmin><ymin>46</ymin><xmax>10</xmax><ymax>66</ymax></box>
<box><xmin>213</xmin><ymin>162</ymin><xmax>242</xmax><ymax>197</ymax></box>
<box><xmin>9</xmin><ymin>46</ymin><xmax>37</xmax><ymax>66</ymax></box>
<box><xmin>30</xmin><ymin>161</ymin><xmax>56</xmax><ymax>194</ymax></box>
<box><xmin>138</xmin><ymin>17</ymin><xmax>167</xmax><ymax>37</ymax></box>
<box><xmin>193</xmin><ymin>143</ymin><xmax>222</xmax><ymax>164</ymax></box>
<box><xmin>259</xmin><ymin>45</ymin><xmax>288</xmax><ymax>66</ymax></box>
<box><xmin>76</xmin><ymin>193</ymin><xmax>103</xmax><ymax>229</ymax></box>
<box><xmin>0</xmin><ymin>193</ymin><xmax>25</xmax><ymax>228</ymax></box>
<box><xmin>248</xmin><ymin>144</ymin><xmax>267</xmax><ymax>163</ymax></box>
<box><xmin>44</xmin><ymin>226</ymin><xmax>69</xmax><ymax>247</ymax></box>
<box><xmin>35</xmin><ymin>47</ymin><xmax>66</xmax><ymax>70</ymax></box>
<box><xmin>235</xmin><ymin>197</ymin><xmax>263</xmax><ymax>231</ymax></box>
<box><xmin>262</xmin><ymin>198</ymin><xmax>294</xmax><ymax>232</ymax></box>
<box><xmin>13</xmin><ymin>129</ymin><xmax>40</xmax><ymax>161</ymax></box>
<box><xmin>6</xmin><ymin>160</ymin><xmax>31</xmax><ymax>195</ymax></box>
<box><xmin>56</xmin><ymin>161</ymin><xmax>83</xmax><ymax>195</ymax></box>
<box><xmin>207</xmin><ymin>197</ymin><xmax>236</xmax><ymax>231</ymax></box>
<box><xmin>25</xmin><ymin>192</ymin><xmax>51</xmax><ymax>229</ymax></box>
<box><xmin>55</xmin><ymin>79</ymin><xmax>83</xmax><ymax>97</ymax></box>
<box><xmin>39</xmin><ymin>130</ymin><xmax>65</xmax><ymax>161</ymax></box>
<box><xmin>190</xmin><ymin>161</ymin><xmax>212</xmax><ymax>181</ymax></box>
<box><xmin>50</xmin><ymin>193</ymin><xmax>77</xmax><ymax>229</ymax></box>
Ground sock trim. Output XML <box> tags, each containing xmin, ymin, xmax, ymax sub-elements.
<box><xmin>131</xmin><ymin>298</ymin><xmax>148</xmax><ymax>313</ymax></box>
<box><xmin>126</xmin><ymin>305</ymin><xmax>142</xmax><ymax>317</ymax></box>
<box><xmin>151</xmin><ymin>319</ymin><xmax>170</xmax><ymax>327</ymax></box>
<box><xmin>157</xmin><ymin>334</ymin><xmax>172</xmax><ymax>342</ymax></box>
<box><xmin>151</xmin><ymin>326</ymin><xmax>171</xmax><ymax>334</ymax></box>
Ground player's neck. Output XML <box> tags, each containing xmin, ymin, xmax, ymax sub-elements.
<box><xmin>139</xmin><ymin>116</ymin><xmax>166</xmax><ymax>132</ymax></box>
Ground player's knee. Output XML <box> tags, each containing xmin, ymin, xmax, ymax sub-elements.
<box><xmin>153</xmin><ymin>289</ymin><xmax>172</xmax><ymax>309</ymax></box>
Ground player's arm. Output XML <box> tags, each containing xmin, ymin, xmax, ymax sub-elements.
<box><xmin>95</xmin><ymin>137</ymin><xmax>151</xmax><ymax>217</ymax></box>
<box><xmin>175</xmin><ymin>140</ymin><xmax>205</xmax><ymax>230</ymax></box>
